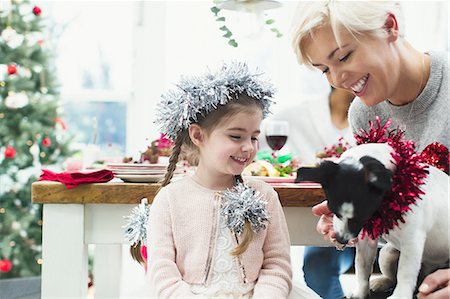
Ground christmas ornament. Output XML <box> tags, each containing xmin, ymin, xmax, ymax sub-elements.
<box><xmin>7</xmin><ymin>64</ymin><xmax>17</xmax><ymax>75</ymax></box>
<box><xmin>420</xmin><ymin>142</ymin><xmax>449</xmax><ymax>174</ymax></box>
<box><xmin>123</xmin><ymin>198</ymin><xmax>150</xmax><ymax>246</ymax></box>
<box><xmin>155</xmin><ymin>61</ymin><xmax>275</xmax><ymax>141</ymax></box>
<box><xmin>5</xmin><ymin>91</ymin><xmax>29</xmax><ymax>109</ymax></box>
<box><xmin>18</xmin><ymin>3</ymin><xmax>32</xmax><ymax>15</ymax></box>
<box><xmin>42</xmin><ymin>137</ymin><xmax>52</xmax><ymax>148</ymax></box>
<box><xmin>0</xmin><ymin>259</ymin><xmax>13</xmax><ymax>273</ymax></box>
<box><xmin>153</xmin><ymin>134</ymin><xmax>174</xmax><ymax>156</ymax></box>
<box><xmin>4</xmin><ymin>146</ymin><xmax>16</xmax><ymax>159</ymax></box>
<box><xmin>54</xmin><ymin>117</ymin><xmax>68</xmax><ymax>131</ymax></box>
<box><xmin>1</xmin><ymin>26</ymin><xmax>24</xmax><ymax>49</ymax></box>
<box><xmin>21</xmin><ymin>67</ymin><xmax>31</xmax><ymax>78</ymax></box>
<box><xmin>25</xmin><ymin>31</ymin><xmax>43</xmax><ymax>47</ymax></box>
<box><xmin>221</xmin><ymin>178</ymin><xmax>270</xmax><ymax>235</ymax></box>
<box><xmin>355</xmin><ymin>117</ymin><xmax>428</xmax><ymax>239</ymax></box>
<box><xmin>11</xmin><ymin>221</ymin><xmax>21</xmax><ymax>230</ymax></box>
<box><xmin>32</xmin><ymin>5</ymin><xmax>41</xmax><ymax>16</ymax></box>
<box><xmin>33</xmin><ymin>64</ymin><xmax>43</xmax><ymax>73</ymax></box>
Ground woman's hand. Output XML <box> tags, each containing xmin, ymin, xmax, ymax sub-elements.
<box><xmin>312</xmin><ymin>200</ymin><xmax>357</xmax><ymax>248</ymax></box>
<box><xmin>312</xmin><ymin>200</ymin><xmax>335</xmax><ymax>239</ymax></box>
<box><xmin>417</xmin><ymin>269</ymin><xmax>450</xmax><ymax>299</ymax></box>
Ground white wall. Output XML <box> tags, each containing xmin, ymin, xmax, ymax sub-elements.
<box><xmin>128</xmin><ymin>0</ymin><xmax>448</xmax><ymax>155</ymax></box>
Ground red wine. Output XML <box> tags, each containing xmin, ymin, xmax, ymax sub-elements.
<box><xmin>266</xmin><ymin>135</ymin><xmax>287</xmax><ymax>151</ymax></box>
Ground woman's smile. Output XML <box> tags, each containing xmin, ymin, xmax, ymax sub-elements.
<box><xmin>350</xmin><ymin>74</ymin><xmax>370</xmax><ymax>96</ymax></box>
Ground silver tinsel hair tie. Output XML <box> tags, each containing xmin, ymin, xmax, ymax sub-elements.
<box><xmin>221</xmin><ymin>182</ymin><xmax>270</xmax><ymax>235</ymax></box>
<box><xmin>155</xmin><ymin>61</ymin><xmax>275</xmax><ymax>141</ymax></box>
<box><xmin>123</xmin><ymin>198</ymin><xmax>150</xmax><ymax>246</ymax></box>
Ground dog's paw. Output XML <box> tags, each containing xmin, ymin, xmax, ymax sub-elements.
<box><xmin>370</xmin><ymin>276</ymin><xmax>395</xmax><ymax>293</ymax></box>
<box><xmin>347</xmin><ymin>288</ymin><xmax>369</xmax><ymax>299</ymax></box>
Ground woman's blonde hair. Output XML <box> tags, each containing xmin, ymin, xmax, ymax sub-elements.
<box><xmin>291</xmin><ymin>0</ymin><xmax>404</xmax><ymax>67</ymax></box>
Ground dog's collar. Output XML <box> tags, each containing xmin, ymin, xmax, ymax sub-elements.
<box><xmin>355</xmin><ymin>117</ymin><xmax>429</xmax><ymax>239</ymax></box>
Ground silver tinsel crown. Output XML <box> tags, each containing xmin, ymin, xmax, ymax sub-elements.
<box><xmin>123</xmin><ymin>198</ymin><xmax>150</xmax><ymax>246</ymax></box>
<box><xmin>155</xmin><ymin>61</ymin><xmax>275</xmax><ymax>141</ymax></box>
<box><xmin>221</xmin><ymin>182</ymin><xmax>270</xmax><ymax>235</ymax></box>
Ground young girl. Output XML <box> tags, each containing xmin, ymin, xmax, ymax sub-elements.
<box><xmin>128</xmin><ymin>62</ymin><xmax>319</xmax><ymax>298</ymax></box>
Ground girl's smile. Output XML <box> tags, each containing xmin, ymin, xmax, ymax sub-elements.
<box><xmin>230</xmin><ymin>155</ymin><xmax>250</xmax><ymax>165</ymax></box>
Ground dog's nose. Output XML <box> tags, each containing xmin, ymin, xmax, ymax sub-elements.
<box><xmin>335</xmin><ymin>234</ymin><xmax>349</xmax><ymax>245</ymax></box>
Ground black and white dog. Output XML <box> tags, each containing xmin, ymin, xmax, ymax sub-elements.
<box><xmin>296</xmin><ymin>143</ymin><xmax>449</xmax><ymax>299</ymax></box>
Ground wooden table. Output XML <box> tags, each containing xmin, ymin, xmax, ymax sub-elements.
<box><xmin>32</xmin><ymin>181</ymin><xmax>326</xmax><ymax>298</ymax></box>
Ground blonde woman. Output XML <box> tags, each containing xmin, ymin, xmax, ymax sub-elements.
<box><xmin>291</xmin><ymin>1</ymin><xmax>448</xmax><ymax>299</ymax></box>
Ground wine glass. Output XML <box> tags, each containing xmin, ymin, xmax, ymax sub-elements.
<box><xmin>265</xmin><ymin>120</ymin><xmax>289</xmax><ymax>155</ymax></box>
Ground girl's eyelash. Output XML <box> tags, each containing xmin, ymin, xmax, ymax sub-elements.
<box><xmin>230</xmin><ymin>136</ymin><xmax>259</xmax><ymax>142</ymax></box>
<box><xmin>322</xmin><ymin>67</ymin><xmax>329</xmax><ymax>74</ymax></box>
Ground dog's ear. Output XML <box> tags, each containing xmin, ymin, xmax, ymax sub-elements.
<box><xmin>360</xmin><ymin>156</ymin><xmax>392</xmax><ymax>192</ymax></box>
<box><xmin>295</xmin><ymin>160</ymin><xmax>339</xmax><ymax>185</ymax></box>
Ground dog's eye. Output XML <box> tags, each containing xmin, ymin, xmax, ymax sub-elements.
<box><xmin>334</xmin><ymin>212</ymin><xmax>342</xmax><ymax>218</ymax></box>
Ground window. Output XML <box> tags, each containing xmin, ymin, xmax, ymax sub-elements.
<box><xmin>43</xmin><ymin>1</ymin><xmax>134</xmax><ymax>155</ymax></box>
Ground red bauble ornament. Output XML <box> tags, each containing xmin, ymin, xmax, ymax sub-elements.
<box><xmin>42</xmin><ymin>137</ymin><xmax>52</xmax><ymax>148</ymax></box>
<box><xmin>420</xmin><ymin>142</ymin><xmax>449</xmax><ymax>175</ymax></box>
<box><xmin>7</xmin><ymin>64</ymin><xmax>17</xmax><ymax>75</ymax></box>
<box><xmin>32</xmin><ymin>6</ymin><xmax>42</xmax><ymax>16</ymax></box>
<box><xmin>4</xmin><ymin>146</ymin><xmax>16</xmax><ymax>159</ymax></box>
<box><xmin>0</xmin><ymin>259</ymin><xmax>13</xmax><ymax>273</ymax></box>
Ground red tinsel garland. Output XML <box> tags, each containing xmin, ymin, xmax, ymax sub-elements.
<box><xmin>355</xmin><ymin>117</ymin><xmax>429</xmax><ymax>239</ymax></box>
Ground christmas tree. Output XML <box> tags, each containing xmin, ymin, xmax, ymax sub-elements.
<box><xmin>0</xmin><ymin>0</ymin><xmax>73</xmax><ymax>278</ymax></box>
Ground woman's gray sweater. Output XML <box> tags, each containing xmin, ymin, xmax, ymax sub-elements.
<box><xmin>349</xmin><ymin>51</ymin><xmax>449</xmax><ymax>151</ymax></box>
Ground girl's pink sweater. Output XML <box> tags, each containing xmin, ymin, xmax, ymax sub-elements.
<box><xmin>146</xmin><ymin>177</ymin><xmax>292</xmax><ymax>298</ymax></box>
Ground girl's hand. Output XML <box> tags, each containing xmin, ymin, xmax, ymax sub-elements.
<box><xmin>418</xmin><ymin>269</ymin><xmax>450</xmax><ymax>299</ymax></box>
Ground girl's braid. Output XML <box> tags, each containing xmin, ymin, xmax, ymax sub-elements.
<box><xmin>130</xmin><ymin>133</ymin><xmax>185</xmax><ymax>265</ymax></box>
<box><xmin>160</xmin><ymin>133</ymin><xmax>184</xmax><ymax>187</ymax></box>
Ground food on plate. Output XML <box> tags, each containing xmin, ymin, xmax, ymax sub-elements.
<box><xmin>243</xmin><ymin>160</ymin><xmax>280</xmax><ymax>177</ymax></box>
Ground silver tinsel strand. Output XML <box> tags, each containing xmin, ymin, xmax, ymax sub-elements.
<box><xmin>123</xmin><ymin>198</ymin><xmax>150</xmax><ymax>246</ymax></box>
<box><xmin>221</xmin><ymin>182</ymin><xmax>270</xmax><ymax>235</ymax></box>
<box><xmin>155</xmin><ymin>61</ymin><xmax>275</xmax><ymax>141</ymax></box>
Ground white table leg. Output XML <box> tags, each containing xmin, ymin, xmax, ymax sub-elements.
<box><xmin>94</xmin><ymin>244</ymin><xmax>122</xmax><ymax>298</ymax></box>
<box><xmin>41</xmin><ymin>204</ymin><xmax>88</xmax><ymax>298</ymax></box>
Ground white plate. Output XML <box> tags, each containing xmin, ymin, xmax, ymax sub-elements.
<box><xmin>244</xmin><ymin>176</ymin><xmax>296</xmax><ymax>183</ymax></box>
<box><xmin>112</xmin><ymin>169</ymin><xmax>166</xmax><ymax>175</ymax></box>
<box><xmin>115</xmin><ymin>174</ymin><xmax>164</xmax><ymax>183</ymax></box>
<box><xmin>107</xmin><ymin>163</ymin><xmax>167</xmax><ymax>170</ymax></box>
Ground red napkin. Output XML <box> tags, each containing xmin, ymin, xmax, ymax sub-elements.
<box><xmin>39</xmin><ymin>169</ymin><xmax>114</xmax><ymax>189</ymax></box>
